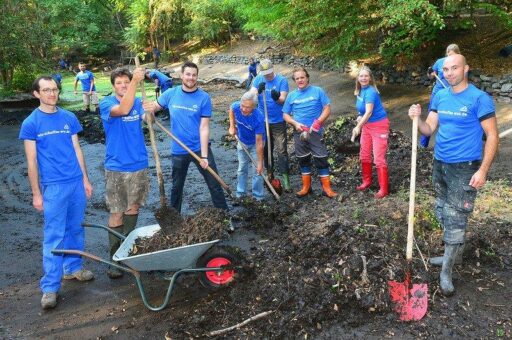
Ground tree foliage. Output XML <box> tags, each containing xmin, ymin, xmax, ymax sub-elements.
<box><xmin>186</xmin><ymin>0</ymin><xmax>239</xmax><ymax>44</ymax></box>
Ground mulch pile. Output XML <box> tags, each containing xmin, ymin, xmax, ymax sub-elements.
<box><xmin>130</xmin><ymin>207</ymin><xmax>231</xmax><ymax>256</ymax></box>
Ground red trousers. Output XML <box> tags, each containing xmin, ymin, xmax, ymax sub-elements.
<box><xmin>359</xmin><ymin>118</ymin><xmax>389</xmax><ymax>168</ymax></box>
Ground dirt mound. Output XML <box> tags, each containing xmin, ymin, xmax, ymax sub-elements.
<box><xmin>154</xmin><ymin>117</ymin><xmax>446</xmax><ymax>337</ymax></box>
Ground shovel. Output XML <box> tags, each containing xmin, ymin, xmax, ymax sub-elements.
<box><xmin>235</xmin><ymin>135</ymin><xmax>280</xmax><ymax>200</ymax></box>
<box><xmin>261</xmin><ymin>87</ymin><xmax>282</xmax><ymax>191</ymax></box>
<box><xmin>388</xmin><ymin>115</ymin><xmax>428</xmax><ymax>321</ymax></box>
<box><xmin>153</xmin><ymin>119</ymin><xmax>235</xmax><ymax>199</ymax></box>
<box><xmin>135</xmin><ymin>56</ymin><xmax>166</xmax><ymax>208</ymax></box>
<box><xmin>135</xmin><ymin>57</ymin><xmax>183</xmax><ymax>234</ymax></box>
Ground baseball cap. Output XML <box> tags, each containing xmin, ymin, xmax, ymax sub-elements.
<box><xmin>259</xmin><ymin>59</ymin><xmax>274</xmax><ymax>75</ymax></box>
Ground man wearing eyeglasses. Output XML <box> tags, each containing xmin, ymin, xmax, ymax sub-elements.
<box><xmin>19</xmin><ymin>76</ymin><xmax>94</xmax><ymax>310</ymax></box>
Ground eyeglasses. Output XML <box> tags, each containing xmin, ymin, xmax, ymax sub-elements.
<box><xmin>41</xmin><ymin>88</ymin><xmax>60</xmax><ymax>94</ymax></box>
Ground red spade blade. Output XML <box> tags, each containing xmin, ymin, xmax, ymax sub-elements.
<box><xmin>388</xmin><ymin>279</ymin><xmax>428</xmax><ymax>321</ymax></box>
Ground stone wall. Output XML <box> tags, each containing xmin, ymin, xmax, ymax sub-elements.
<box><xmin>199</xmin><ymin>53</ymin><xmax>512</xmax><ymax>102</ymax></box>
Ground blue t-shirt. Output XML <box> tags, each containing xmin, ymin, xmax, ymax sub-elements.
<box><xmin>99</xmin><ymin>96</ymin><xmax>148</xmax><ymax>172</ymax></box>
<box><xmin>231</xmin><ymin>101</ymin><xmax>266</xmax><ymax>146</ymax></box>
<box><xmin>157</xmin><ymin>86</ymin><xmax>212</xmax><ymax>155</ymax></box>
<box><xmin>252</xmin><ymin>74</ymin><xmax>289</xmax><ymax>123</ymax></box>
<box><xmin>283</xmin><ymin>85</ymin><xmax>330</xmax><ymax>131</ymax></box>
<box><xmin>19</xmin><ymin>107</ymin><xmax>83</xmax><ymax>185</ymax></box>
<box><xmin>432</xmin><ymin>57</ymin><xmax>449</xmax><ymax>93</ymax></box>
<box><xmin>75</xmin><ymin>70</ymin><xmax>96</xmax><ymax>92</ymax></box>
<box><xmin>431</xmin><ymin>84</ymin><xmax>495</xmax><ymax>163</ymax></box>
<box><xmin>355</xmin><ymin>86</ymin><xmax>387</xmax><ymax>123</ymax></box>
<box><xmin>149</xmin><ymin>70</ymin><xmax>173</xmax><ymax>92</ymax></box>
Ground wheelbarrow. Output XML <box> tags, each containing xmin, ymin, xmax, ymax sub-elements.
<box><xmin>51</xmin><ymin>223</ymin><xmax>239</xmax><ymax>311</ymax></box>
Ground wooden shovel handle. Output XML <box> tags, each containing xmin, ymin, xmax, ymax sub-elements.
<box><xmin>153</xmin><ymin>119</ymin><xmax>234</xmax><ymax>197</ymax></box>
<box><xmin>235</xmin><ymin>135</ymin><xmax>280</xmax><ymax>200</ymax></box>
<box><xmin>135</xmin><ymin>56</ymin><xmax>166</xmax><ymax>208</ymax></box>
<box><xmin>406</xmin><ymin>116</ymin><xmax>419</xmax><ymax>261</ymax></box>
<box><xmin>261</xmin><ymin>90</ymin><xmax>273</xmax><ymax>170</ymax></box>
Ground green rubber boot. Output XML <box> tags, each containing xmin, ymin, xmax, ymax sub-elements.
<box><xmin>107</xmin><ymin>224</ymin><xmax>124</xmax><ymax>279</ymax></box>
<box><xmin>123</xmin><ymin>213</ymin><xmax>139</xmax><ymax>236</ymax></box>
<box><xmin>282</xmin><ymin>173</ymin><xmax>291</xmax><ymax>192</ymax></box>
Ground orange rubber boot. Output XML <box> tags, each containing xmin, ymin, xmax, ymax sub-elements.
<box><xmin>320</xmin><ymin>176</ymin><xmax>338</xmax><ymax>198</ymax></box>
<box><xmin>296</xmin><ymin>174</ymin><xmax>312</xmax><ymax>197</ymax></box>
<box><xmin>356</xmin><ymin>162</ymin><xmax>372</xmax><ymax>191</ymax></box>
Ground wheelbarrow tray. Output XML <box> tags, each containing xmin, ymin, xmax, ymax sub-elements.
<box><xmin>113</xmin><ymin>224</ymin><xmax>219</xmax><ymax>272</ymax></box>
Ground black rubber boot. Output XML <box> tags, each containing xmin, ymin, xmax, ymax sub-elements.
<box><xmin>440</xmin><ymin>244</ymin><xmax>461</xmax><ymax>296</ymax></box>
<box><xmin>430</xmin><ymin>243</ymin><xmax>464</xmax><ymax>267</ymax></box>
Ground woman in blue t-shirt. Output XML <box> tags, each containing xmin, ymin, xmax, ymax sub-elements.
<box><xmin>351</xmin><ymin>66</ymin><xmax>389</xmax><ymax>199</ymax></box>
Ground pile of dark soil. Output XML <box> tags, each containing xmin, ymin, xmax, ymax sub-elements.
<box><xmin>130</xmin><ymin>207</ymin><xmax>231</xmax><ymax>256</ymax></box>
<box><xmin>151</xmin><ymin>117</ymin><xmax>450</xmax><ymax>337</ymax></box>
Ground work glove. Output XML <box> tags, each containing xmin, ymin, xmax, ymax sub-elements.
<box><xmin>310</xmin><ymin>119</ymin><xmax>322</xmax><ymax>133</ymax></box>
<box><xmin>258</xmin><ymin>82</ymin><xmax>266</xmax><ymax>94</ymax></box>
<box><xmin>270</xmin><ymin>89</ymin><xmax>280</xmax><ymax>101</ymax></box>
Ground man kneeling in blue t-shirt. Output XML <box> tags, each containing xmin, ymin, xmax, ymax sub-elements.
<box><xmin>99</xmin><ymin>67</ymin><xmax>151</xmax><ymax>278</ymax></box>
<box><xmin>228</xmin><ymin>91</ymin><xmax>266</xmax><ymax>200</ymax></box>
<box><xmin>409</xmin><ymin>54</ymin><xmax>499</xmax><ymax>297</ymax></box>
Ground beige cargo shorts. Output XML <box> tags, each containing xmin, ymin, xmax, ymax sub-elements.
<box><xmin>105</xmin><ymin>169</ymin><xmax>150</xmax><ymax>213</ymax></box>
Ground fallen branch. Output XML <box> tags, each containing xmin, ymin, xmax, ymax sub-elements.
<box><xmin>208</xmin><ymin>310</ymin><xmax>274</xmax><ymax>336</ymax></box>
<box><xmin>360</xmin><ymin>255</ymin><xmax>370</xmax><ymax>285</ymax></box>
<box><xmin>414</xmin><ymin>238</ymin><xmax>429</xmax><ymax>272</ymax></box>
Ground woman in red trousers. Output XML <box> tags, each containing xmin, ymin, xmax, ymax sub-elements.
<box><xmin>351</xmin><ymin>66</ymin><xmax>389</xmax><ymax>198</ymax></box>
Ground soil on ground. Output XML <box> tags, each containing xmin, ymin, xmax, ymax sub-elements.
<box><xmin>1</xmin><ymin>54</ymin><xmax>511</xmax><ymax>338</ymax></box>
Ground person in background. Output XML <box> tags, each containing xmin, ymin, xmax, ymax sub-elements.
<box><xmin>74</xmin><ymin>62</ymin><xmax>99</xmax><ymax>113</ymax></box>
<box><xmin>99</xmin><ymin>67</ymin><xmax>150</xmax><ymax>279</ymax></box>
<box><xmin>19</xmin><ymin>76</ymin><xmax>94</xmax><ymax>309</ymax></box>
<box><xmin>246</xmin><ymin>57</ymin><xmax>259</xmax><ymax>90</ymax></box>
<box><xmin>351</xmin><ymin>66</ymin><xmax>390</xmax><ymax>199</ymax></box>
<box><xmin>283</xmin><ymin>66</ymin><xmax>338</xmax><ymax>198</ymax></box>
<box><xmin>146</xmin><ymin>69</ymin><xmax>173</xmax><ymax>98</ymax></box>
<box><xmin>251</xmin><ymin>59</ymin><xmax>291</xmax><ymax>190</ymax></box>
<box><xmin>228</xmin><ymin>91</ymin><xmax>266</xmax><ymax>200</ymax></box>
<box><xmin>408</xmin><ymin>54</ymin><xmax>498</xmax><ymax>296</ymax></box>
<box><xmin>420</xmin><ymin>43</ymin><xmax>461</xmax><ymax>148</ymax></box>
<box><xmin>153</xmin><ymin>47</ymin><xmax>161</xmax><ymax>69</ymax></box>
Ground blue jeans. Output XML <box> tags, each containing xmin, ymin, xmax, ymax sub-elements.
<box><xmin>41</xmin><ymin>178</ymin><xmax>86</xmax><ymax>293</ymax></box>
<box><xmin>170</xmin><ymin>147</ymin><xmax>228</xmax><ymax>212</ymax></box>
<box><xmin>433</xmin><ymin>159</ymin><xmax>479</xmax><ymax>245</ymax></box>
<box><xmin>236</xmin><ymin>142</ymin><xmax>264</xmax><ymax>200</ymax></box>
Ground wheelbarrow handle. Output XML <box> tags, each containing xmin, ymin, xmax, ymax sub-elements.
<box><xmin>51</xmin><ymin>249</ymin><xmax>139</xmax><ymax>277</ymax></box>
<box><xmin>82</xmin><ymin>222</ymin><xmax>126</xmax><ymax>241</ymax></box>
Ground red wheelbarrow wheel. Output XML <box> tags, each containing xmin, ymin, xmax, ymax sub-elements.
<box><xmin>196</xmin><ymin>247</ymin><xmax>238</xmax><ymax>288</ymax></box>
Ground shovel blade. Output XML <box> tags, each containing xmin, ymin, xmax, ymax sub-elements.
<box><xmin>388</xmin><ymin>280</ymin><xmax>428</xmax><ymax>321</ymax></box>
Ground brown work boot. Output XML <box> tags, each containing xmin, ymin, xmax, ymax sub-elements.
<box><xmin>41</xmin><ymin>292</ymin><xmax>58</xmax><ymax>309</ymax></box>
<box><xmin>63</xmin><ymin>269</ymin><xmax>94</xmax><ymax>281</ymax></box>
<box><xmin>296</xmin><ymin>174</ymin><xmax>312</xmax><ymax>197</ymax></box>
<box><xmin>320</xmin><ymin>176</ymin><xmax>338</xmax><ymax>198</ymax></box>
